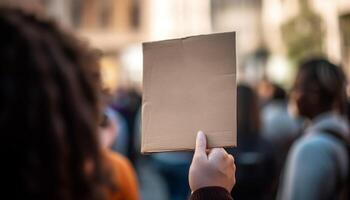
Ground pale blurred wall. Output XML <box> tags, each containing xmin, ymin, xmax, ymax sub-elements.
<box><xmin>45</xmin><ymin>0</ymin><xmax>72</xmax><ymax>28</ymax></box>
<box><xmin>211</xmin><ymin>0</ymin><xmax>263</xmax><ymax>83</ymax></box>
<box><xmin>212</xmin><ymin>0</ymin><xmax>263</xmax><ymax>55</ymax></box>
<box><xmin>262</xmin><ymin>0</ymin><xmax>348</xmax><ymax>63</ymax></box>
<box><xmin>144</xmin><ymin>0</ymin><xmax>211</xmax><ymax>40</ymax></box>
<box><xmin>7</xmin><ymin>0</ymin><xmax>350</xmax><ymax>87</ymax></box>
<box><xmin>262</xmin><ymin>0</ymin><xmax>350</xmax><ymax>85</ymax></box>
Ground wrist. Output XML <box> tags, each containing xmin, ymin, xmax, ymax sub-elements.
<box><xmin>190</xmin><ymin>186</ymin><xmax>232</xmax><ymax>200</ymax></box>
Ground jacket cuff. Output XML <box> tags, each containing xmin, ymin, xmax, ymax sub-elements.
<box><xmin>190</xmin><ymin>186</ymin><xmax>233</xmax><ymax>200</ymax></box>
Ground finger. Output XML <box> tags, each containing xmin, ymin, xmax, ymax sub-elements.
<box><xmin>208</xmin><ymin>148</ymin><xmax>227</xmax><ymax>161</ymax></box>
<box><xmin>227</xmin><ymin>154</ymin><xmax>235</xmax><ymax>168</ymax></box>
<box><xmin>194</xmin><ymin>131</ymin><xmax>207</xmax><ymax>158</ymax></box>
<box><xmin>228</xmin><ymin>154</ymin><xmax>234</xmax><ymax>163</ymax></box>
<box><xmin>205</xmin><ymin>149</ymin><xmax>211</xmax><ymax>155</ymax></box>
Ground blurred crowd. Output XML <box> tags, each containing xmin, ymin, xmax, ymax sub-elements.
<box><xmin>100</xmin><ymin>57</ymin><xmax>350</xmax><ymax>200</ymax></box>
<box><xmin>2</xmin><ymin>1</ymin><xmax>350</xmax><ymax>200</ymax></box>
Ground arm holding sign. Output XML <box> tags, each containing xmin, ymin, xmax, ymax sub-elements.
<box><xmin>189</xmin><ymin>131</ymin><xmax>235</xmax><ymax>200</ymax></box>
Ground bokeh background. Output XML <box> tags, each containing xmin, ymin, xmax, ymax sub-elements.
<box><xmin>2</xmin><ymin>0</ymin><xmax>350</xmax><ymax>200</ymax></box>
<box><xmin>6</xmin><ymin>0</ymin><xmax>348</xmax><ymax>91</ymax></box>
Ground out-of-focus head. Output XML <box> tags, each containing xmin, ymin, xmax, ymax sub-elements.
<box><xmin>256</xmin><ymin>79</ymin><xmax>274</xmax><ymax>105</ymax></box>
<box><xmin>0</xmin><ymin>6</ymin><xmax>109</xmax><ymax>200</ymax></box>
<box><xmin>272</xmin><ymin>84</ymin><xmax>286</xmax><ymax>101</ymax></box>
<box><xmin>99</xmin><ymin>112</ymin><xmax>118</xmax><ymax>148</ymax></box>
<box><xmin>255</xmin><ymin>80</ymin><xmax>286</xmax><ymax>106</ymax></box>
<box><xmin>291</xmin><ymin>58</ymin><xmax>347</xmax><ymax>119</ymax></box>
<box><xmin>237</xmin><ymin>84</ymin><xmax>260</xmax><ymax>135</ymax></box>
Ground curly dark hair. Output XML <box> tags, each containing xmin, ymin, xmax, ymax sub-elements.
<box><xmin>0</xmin><ymin>7</ymin><xmax>111</xmax><ymax>200</ymax></box>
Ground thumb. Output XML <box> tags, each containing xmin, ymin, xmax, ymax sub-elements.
<box><xmin>194</xmin><ymin>131</ymin><xmax>207</xmax><ymax>158</ymax></box>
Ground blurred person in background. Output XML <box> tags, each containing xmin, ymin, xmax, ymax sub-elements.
<box><xmin>277</xmin><ymin>58</ymin><xmax>350</xmax><ymax>200</ymax></box>
<box><xmin>261</xmin><ymin>83</ymin><xmax>304</xmax><ymax>179</ymax></box>
<box><xmin>0</xmin><ymin>5</ymin><xmax>236</xmax><ymax>200</ymax></box>
<box><xmin>256</xmin><ymin>79</ymin><xmax>276</xmax><ymax>108</ymax></box>
<box><xmin>228</xmin><ymin>84</ymin><xmax>277</xmax><ymax>200</ymax></box>
<box><xmin>111</xmin><ymin>87</ymin><xmax>142</xmax><ymax>165</ymax></box>
<box><xmin>101</xmin><ymin>90</ymin><xmax>130</xmax><ymax>157</ymax></box>
<box><xmin>99</xmin><ymin>111</ymin><xmax>140</xmax><ymax>200</ymax></box>
<box><xmin>109</xmin><ymin>106</ymin><xmax>130</xmax><ymax>156</ymax></box>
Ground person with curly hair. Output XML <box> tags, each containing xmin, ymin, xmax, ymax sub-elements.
<box><xmin>0</xmin><ymin>5</ymin><xmax>235</xmax><ymax>200</ymax></box>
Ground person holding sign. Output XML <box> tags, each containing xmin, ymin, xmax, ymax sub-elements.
<box><xmin>0</xmin><ymin>5</ymin><xmax>236</xmax><ymax>200</ymax></box>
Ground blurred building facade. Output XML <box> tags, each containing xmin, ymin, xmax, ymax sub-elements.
<box><xmin>12</xmin><ymin>0</ymin><xmax>350</xmax><ymax>89</ymax></box>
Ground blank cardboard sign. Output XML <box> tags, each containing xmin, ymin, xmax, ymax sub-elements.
<box><xmin>141</xmin><ymin>32</ymin><xmax>236</xmax><ymax>153</ymax></box>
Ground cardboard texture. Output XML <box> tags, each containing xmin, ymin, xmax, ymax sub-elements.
<box><xmin>142</xmin><ymin>32</ymin><xmax>236</xmax><ymax>153</ymax></box>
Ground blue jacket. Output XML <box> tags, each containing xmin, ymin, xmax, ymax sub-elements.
<box><xmin>277</xmin><ymin>112</ymin><xmax>349</xmax><ymax>200</ymax></box>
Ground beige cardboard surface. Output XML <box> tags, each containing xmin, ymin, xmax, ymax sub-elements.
<box><xmin>142</xmin><ymin>32</ymin><xmax>236</xmax><ymax>153</ymax></box>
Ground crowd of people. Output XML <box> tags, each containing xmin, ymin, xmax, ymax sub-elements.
<box><xmin>1</xmin><ymin>4</ymin><xmax>350</xmax><ymax>200</ymax></box>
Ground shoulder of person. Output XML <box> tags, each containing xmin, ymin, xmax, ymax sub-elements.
<box><xmin>103</xmin><ymin>149</ymin><xmax>139</xmax><ymax>200</ymax></box>
<box><xmin>103</xmin><ymin>149</ymin><xmax>133</xmax><ymax>170</ymax></box>
<box><xmin>290</xmin><ymin>133</ymin><xmax>347</xmax><ymax>162</ymax></box>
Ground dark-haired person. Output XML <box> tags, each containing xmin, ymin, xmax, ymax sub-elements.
<box><xmin>261</xmin><ymin>83</ymin><xmax>303</xmax><ymax>185</ymax></box>
<box><xmin>277</xmin><ymin>58</ymin><xmax>350</xmax><ymax>200</ymax></box>
<box><xmin>0</xmin><ymin>6</ymin><xmax>235</xmax><ymax>200</ymax></box>
<box><xmin>228</xmin><ymin>85</ymin><xmax>277</xmax><ymax>200</ymax></box>
<box><xmin>99</xmin><ymin>111</ymin><xmax>139</xmax><ymax>200</ymax></box>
